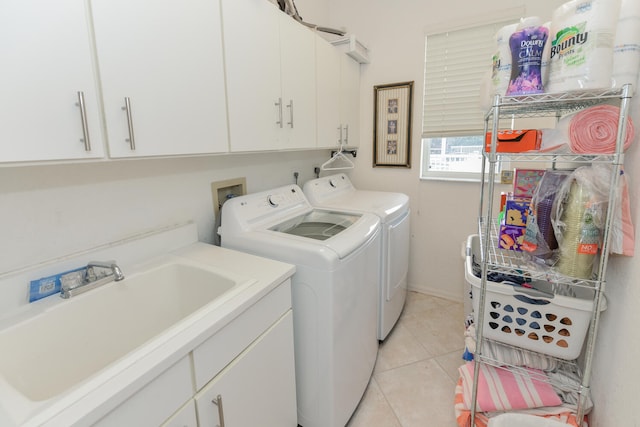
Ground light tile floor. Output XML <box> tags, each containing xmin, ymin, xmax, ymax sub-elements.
<box><xmin>347</xmin><ymin>291</ymin><xmax>465</xmax><ymax>427</ymax></box>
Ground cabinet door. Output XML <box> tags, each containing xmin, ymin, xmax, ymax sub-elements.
<box><xmin>279</xmin><ymin>14</ymin><xmax>317</xmax><ymax>150</ymax></box>
<box><xmin>222</xmin><ymin>0</ymin><xmax>282</xmax><ymax>152</ymax></box>
<box><xmin>0</xmin><ymin>0</ymin><xmax>105</xmax><ymax>163</ymax></box>
<box><xmin>315</xmin><ymin>37</ymin><xmax>342</xmax><ymax>149</ymax></box>
<box><xmin>94</xmin><ymin>356</ymin><xmax>193</xmax><ymax>427</ymax></box>
<box><xmin>160</xmin><ymin>400</ymin><xmax>197</xmax><ymax>427</ymax></box>
<box><xmin>195</xmin><ymin>312</ymin><xmax>297</xmax><ymax>427</ymax></box>
<box><xmin>91</xmin><ymin>0</ymin><xmax>228</xmax><ymax>158</ymax></box>
<box><xmin>340</xmin><ymin>55</ymin><xmax>361</xmax><ymax>147</ymax></box>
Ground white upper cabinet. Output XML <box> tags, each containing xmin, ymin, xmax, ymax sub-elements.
<box><xmin>91</xmin><ymin>0</ymin><xmax>228</xmax><ymax>158</ymax></box>
<box><xmin>316</xmin><ymin>37</ymin><xmax>361</xmax><ymax>149</ymax></box>
<box><xmin>222</xmin><ymin>0</ymin><xmax>316</xmax><ymax>152</ymax></box>
<box><xmin>340</xmin><ymin>54</ymin><xmax>361</xmax><ymax>148</ymax></box>
<box><xmin>316</xmin><ymin>37</ymin><xmax>342</xmax><ymax>149</ymax></box>
<box><xmin>279</xmin><ymin>13</ymin><xmax>317</xmax><ymax>150</ymax></box>
<box><xmin>1</xmin><ymin>1</ymin><xmax>358</xmax><ymax>166</ymax></box>
<box><xmin>221</xmin><ymin>0</ymin><xmax>280</xmax><ymax>152</ymax></box>
<box><xmin>0</xmin><ymin>0</ymin><xmax>105</xmax><ymax>163</ymax></box>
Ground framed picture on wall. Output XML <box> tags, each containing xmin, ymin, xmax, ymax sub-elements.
<box><xmin>373</xmin><ymin>81</ymin><xmax>413</xmax><ymax>167</ymax></box>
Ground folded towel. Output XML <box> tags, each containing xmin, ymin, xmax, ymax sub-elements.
<box><xmin>454</xmin><ymin>377</ymin><xmax>588</xmax><ymax>427</ymax></box>
<box><xmin>567</xmin><ymin>105</ymin><xmax>635</xmax><ymax>154</ymax></box>
<box><xmin>458</xmin><ymin>362</ymin><xmax>562</xmax><ymax>412</ymax></box>
<box><xmin>455</xmin><ymin>377</ymin><xmax>490</xmax><ymax>427</ymax></box>
<box><xmin>453</xmin><ymin>378</ymin><xmax>489</xmax><ymax>427</ymax></box>
<box><xmin>611</xmin><ymin>169</ymin><xmax>635</xmax><ymax>256</ymax></box>
<box><xmin>488</xmin><ymin>413</ymin><xmax>579</xmax><ymax>427</ymax></box>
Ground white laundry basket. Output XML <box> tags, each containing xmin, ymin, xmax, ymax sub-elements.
<box><xmin>465</xmin><ymin>234</ymin><xmax>605</xmax><ymax>360</ymax></box>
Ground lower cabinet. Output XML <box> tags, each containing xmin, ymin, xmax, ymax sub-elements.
<box><xmin>160</xmin><ymin>400</ymin><xmax>197</xmax><ymax>427</ymax></box>
<box><xmin>93</xmin><ymin>356</ymin><xmax>193</xmax><ymax>427</ymax></box>
<box><xmin>93</xmin><ymin>279</ymin><xmax>297</xmax><ymax>427</ymax></box>
<box><xmin>194</xmin><ymin>311</ymin><xmax>297</xmax><ymax>426</ymax></box>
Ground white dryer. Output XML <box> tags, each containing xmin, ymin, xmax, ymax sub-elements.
<box><xmin>218</xmin><ymin>185</ymin><xmax>380</xmax><ymax>427</ymax></box>
<box><xmin>303</xmin><ymin>173</ymin><xmax>410</xmax><ymax>340</ymax></box>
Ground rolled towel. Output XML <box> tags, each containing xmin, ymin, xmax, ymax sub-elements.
<box><xmin>567</xmin><ymin>105</ymin><xmax>635</xmax><ymax>153</ymax></box>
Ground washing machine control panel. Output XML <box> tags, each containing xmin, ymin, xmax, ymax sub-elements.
<box><xmin>330</xmin><ymin>175</ymin><xmax>350</xmax><ymax>188</ymax></box>
<box><xmin>264</xmin><ymin>187</ymin><xmax>305</xmax><ymax>208</ymax></box>
<box><xmin>227</xmin><ymin>185</ymin><xmax>311</xmax><ymax>228</ymax></box>
<box><xmin>305</xmin><ymin>174</ymin><xmax>354</xmax><ymax>202</ymax></box>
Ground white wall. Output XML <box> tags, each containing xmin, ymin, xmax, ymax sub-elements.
<box><xmin>296</xmin><ymin>0</ymin><xmax>640</xmax><ymax>425</ymax></box>
<box><xmin>317</xmin><ymin>0</ymin><xmax>556</xmax><ymax>302</ymax></box>
<box><xmin>0</xmin><ymin>151</ymin><xmax>328</xmax><ymax>275</ymax></box>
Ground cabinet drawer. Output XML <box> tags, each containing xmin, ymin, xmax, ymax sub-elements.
<box><xmin>192</xmin><ymin>279</ymin><xmax>291</xmax><ymax>390</ymax></box>
<box><xmin>93</xmin><ymin>356</ymin><xmax>192</xmax><ymax>427</ymax></box>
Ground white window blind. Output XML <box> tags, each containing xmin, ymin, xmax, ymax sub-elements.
<box><xmin>423</xmin><ymin>20</ymin><xmax>515</xmax><ymax>138</ymax></box>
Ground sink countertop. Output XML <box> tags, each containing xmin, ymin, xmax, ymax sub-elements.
<box><xmin>0</xmin><ymin>242</ymin><xmax>295</xmax><ymax>427</ymax></box>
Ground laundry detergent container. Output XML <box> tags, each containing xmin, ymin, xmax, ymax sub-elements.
<box><xmin>464</xmin><ymin>234</ymin><xmax>605</xmax><ymax>360</ymax></box>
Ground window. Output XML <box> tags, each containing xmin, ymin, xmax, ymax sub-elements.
<box><xmin>421</xmin><ymin>19</ymin><xmax>516</xmax><ymax>181</ymax></box>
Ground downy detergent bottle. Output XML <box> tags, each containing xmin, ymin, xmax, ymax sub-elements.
<box><xmin>506</xmin><ymin>17</ymin><xmax>549</xmax><ymax>95</ymax></box>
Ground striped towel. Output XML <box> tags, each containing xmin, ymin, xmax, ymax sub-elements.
<box><xmin>455</xmin><ymin>377</ymin><xmax>490</xmax><ymax>427</ymax></box>
<box><xmin>454</xmin><ymin>377</ymin><xmax>588</xmax><ymax>427</ymax></box>
<box><xmin>458</xmin><ymin>362</ymin><xmax>562</xmax><ymax>412</ymax></box>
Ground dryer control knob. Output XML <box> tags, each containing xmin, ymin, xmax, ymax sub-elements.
<box><xmin>267</xmin><ymin>195</ymin><xmax>280</xmax><ymax>207</ymax></box>
<box><xmin>329</xmin><ymin>179</ymin><xmax>337</xmax><ymax>188</ymax></box>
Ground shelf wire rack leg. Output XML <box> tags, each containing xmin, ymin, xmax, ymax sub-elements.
<box><xmin>471</xmin><ymin>94</ymin><xmax>502</xmax><ymax>426</ymax></box>
<box><xmin>575</xmin><ymin>83</ymin><xmax>633</xmax><ymax>423</ymax></box>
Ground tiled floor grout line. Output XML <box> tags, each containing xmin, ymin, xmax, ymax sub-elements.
<box><xmin>370</xmin><ymin>376</ymin><xmax>405</xmax><ymax>427</ymax></box>
<box><xmin>347</xmin><ymin>292</ymin><xmax>464</xmax><ymax>427</ymax></box>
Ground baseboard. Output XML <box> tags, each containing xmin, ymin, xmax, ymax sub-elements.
<box><xmin>408</xmin><ymin>283</ymin><xmax>462</xmax><ymax>303</ymax></box>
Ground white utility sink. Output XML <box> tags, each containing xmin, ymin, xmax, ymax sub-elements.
<box><xmin>0</xmin><ymin>261</ymin><xmax>254</xmax><ymax>403</ymax></box>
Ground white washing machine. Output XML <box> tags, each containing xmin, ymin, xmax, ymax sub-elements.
<box><xmin>303</xmin><ymin>173</ymin><xmax>410</xmax><ymax>340</ymax></box>
<box><xmin>218</xmin><ymin>185</ymin><xmax>381</xmax><ymax>427</ymax></box>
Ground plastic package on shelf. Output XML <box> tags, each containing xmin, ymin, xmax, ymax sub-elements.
<box><xmin>522</xmin><ymin>170</ymin><xmax>573</xmax><ymax>262</ymax></box>
<box><xmin>547</xmin><ymin>0</ymin><xmax>622</xmax><ymax>92</ymax></box>
<box><xmin>552</xmin><ymin>166</ymin><xmax>614</xmax><ymax>279</ymax></box>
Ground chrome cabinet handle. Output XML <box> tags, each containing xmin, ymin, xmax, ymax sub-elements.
<box><xmin>275</xmin><ymin>98</ymin><xmax>283</xmax><ymax>128</ymax></box>
<box><xmin>121</xmin><ymin>97</ymin><xmax>136</xmax><ymax>150</ymax></box>
<box><xmin>212</xmin><ymin>394</ymin><xmax>225</xmax><ymax>427</ymax></box>
<box><xmin>75</xmin><ymin>91</ymin><xmax>91</xmax><ymax>151</ymax></box>
<box><xmin>286</xmin><ymin>99</ymin><xmax>294</xmax><ymax>128</ymax></box>
<box><xmin>343</xmin><ymin>124</ymin><xmax>349</xmax><ymax>145</ymax></box>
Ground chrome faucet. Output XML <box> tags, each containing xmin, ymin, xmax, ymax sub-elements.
<box><xmin>86</xmin><ymin>261</ymin><xmax>125</xmax><ymax>282</ymax></box>
<box><xmin>60</xmin><ymin>260</ymin><xmax>125</xmax><ymax>299</ymax></box>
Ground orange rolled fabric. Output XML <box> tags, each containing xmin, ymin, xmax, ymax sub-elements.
<box><xmin>568</xmin><ymin>105</ymin><xmax>635</xmax><ymax>154</ymax></box>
